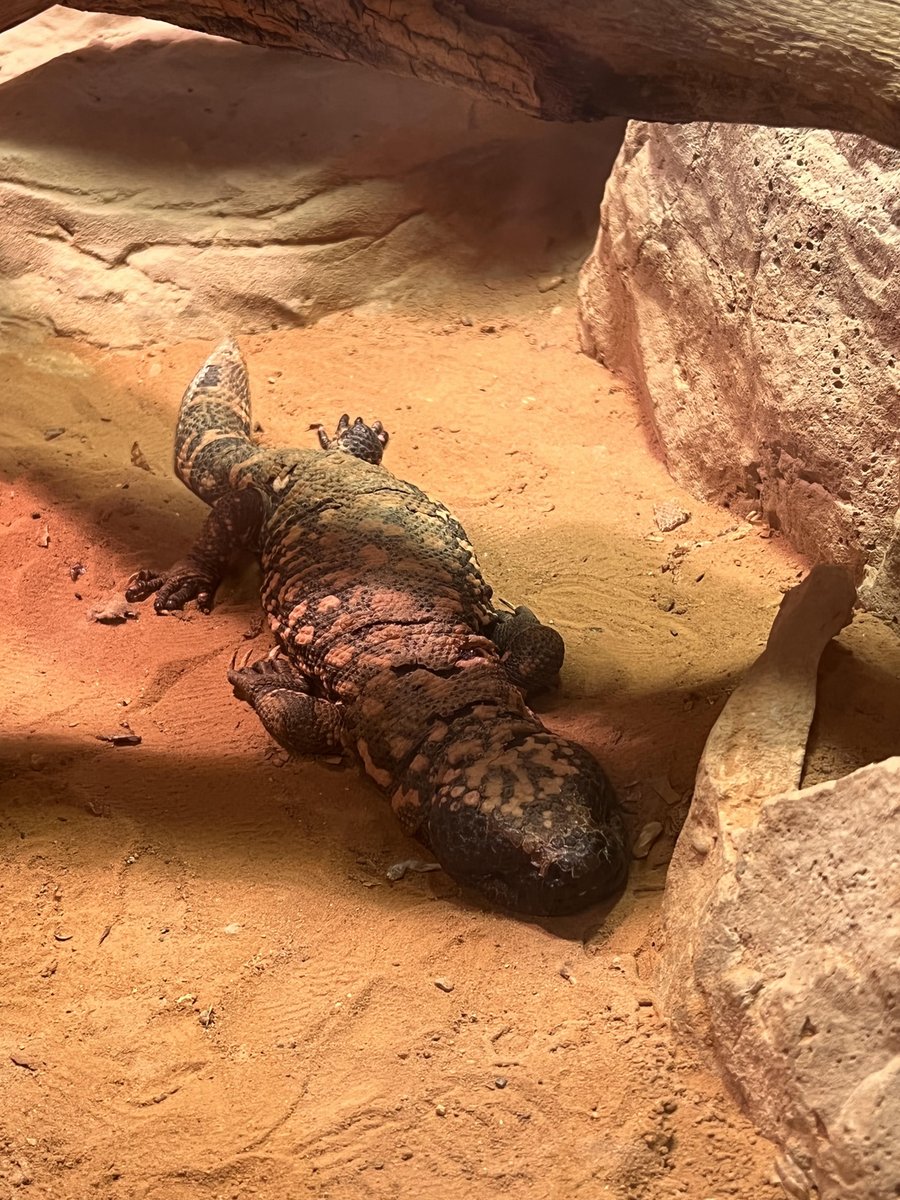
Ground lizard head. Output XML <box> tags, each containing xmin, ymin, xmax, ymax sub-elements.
<box><xmin>424</xmin><ymin>719</ymin><xmax>629</xmax><ymax>916</ymax></box>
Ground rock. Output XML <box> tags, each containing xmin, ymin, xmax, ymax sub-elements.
<box><xmin>632</xmin><ymin>821</ymin><xmax>663</xmax><ymax>858</ymax></box>
<box><xmin>580</xmin><ymin>122</ymin><xmax>900</xmax><ymax>610</ymax></box>
<box><xmin>658</xmin><ymin>566</ymin><xmax>900</xmax><ymax>1199</ymax></box>
<box><xmin>653</xmin><ymin>502</ymin><xmax>690</xmax><ymax>533</ymax></box>
<box><xmin>682</xmin><ymin>762</ymin><xmax>900</xmax><ymax>1200</ymax></box>
<box><xmin>0</xmin><ymin>9</ymin><xmax>623</xmax><ymax>348</ymax></box>
<box><xmin>88</xmin><ymin>595</ymin><xmax>138</xmax><ymax>624</ymax></box>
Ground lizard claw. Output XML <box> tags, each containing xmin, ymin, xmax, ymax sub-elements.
<box><xmin>314</xmin><ymin>414</ymin><xmax>389</xmax><ymax>465</ymax></box>
<box><xmin>125</xmin><ymin>562</ymin><xmax>218</xmax><ymax>614</ymax></box>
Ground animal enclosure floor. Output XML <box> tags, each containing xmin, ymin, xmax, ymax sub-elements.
<box><xmin>3</xmin><ymin>297</ymin><xmax>900</xmax><ymax>1199</ymax></box>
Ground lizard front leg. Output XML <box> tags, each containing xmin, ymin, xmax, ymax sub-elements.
<box><xmin>489</xmin><ymin>605</ymin><xmax>565</xmax><ymax>696</ymax></box>
<box><xmin>126</xmin><ymin>488</ymin><xmax>264</xmax><ymax>614</ymax></box>
<box><xmin>228</xmin><ymin>658</ymin><xmax>344</xmax><ymax>757</ymax></box>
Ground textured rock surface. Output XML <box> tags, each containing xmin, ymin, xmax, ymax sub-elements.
<box><xmin>658</xmin><ymin>566</ymin><xmax>900</xmax><ymax>1200</ymax></box>
<box><xmin>667</xmin><ymin>760</ymin><xmax>900</xmax><ymax>1200</ymax></box>
<box><xmin>579</xmin><ymin>122</ymin><xmax>900</xmax><ymax>613</ymax></box>
<box><xmin>0</xmin><ymin>8</ymin><xmax>623</xmax><ymax>348</ymax></box>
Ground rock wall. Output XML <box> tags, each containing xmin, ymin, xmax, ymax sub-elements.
<box><xmin>579</xmin><ymin>123</ymin><xmax>900</xmax><ymax>615</ymax></box>
<box><xmin>0</xmin><ymin>7</ymin><xmax>624</xmax><ymax>348</ymax></box>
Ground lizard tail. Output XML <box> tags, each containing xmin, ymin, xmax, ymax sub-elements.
<box><xmin>174</xmin><ymin>337</ymin><xmax>255</xmax><ymax>504</ymax></box>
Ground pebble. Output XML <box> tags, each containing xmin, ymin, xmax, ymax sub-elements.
<box><xmin>43</xmin><ymin>427</ymin><xmax>65</xmax><ymax>441</ymax></box>
<box><xmin>10</xmin><ymin>1053</ymin><xmax>38</xmax><ymax>1071</ymax></box>
<box><xmin>130</xmin><ymin>441</ymin><xmax>153</xmax><ymax>472</ymax></box>
<box><xmin>434</xmin><ymin>977</ymin><xmax>454</xmax><ymax>993</ymax></box>
<box><xmin>494</xmin><ymin>1077</ymin><xmax>508</xmax><ymax>1089</ymax></box>
<box><xmin>435</xmin><ymin>1104</ymin><xmax>447</xmax><ymax>1117</ymax></box>
<box><xmin>96</xmin><ymin>732</ymin><xmax>142</xmax><ymax>746</ymax></box>
<box><xmin>88</xmin><ymin>595</ymin><xmax>139</xmax><ymax>624</ymax></box>
<box><xmin>690</xmin><ymin>830</ymin><xmax>713</xmax><ymax>856</ymax></box>
<box><xmin>633</xmin><ymin>821</ymin><xmax>664</xmax><ymax>859</ymax></box>
<box><xmin>223</xmin><ymin>923</ymin><xmax>241</xmax><ymax>935</ymax></box>
<box><xmin>386</xmin><ymin>859</ymin><xmax>441</xmax><ymax>882</ymax></box>
<box><xmin>654</xmin><ymin>502</ymin><xmax>691</xmax><ymax>532</ymax></box>
<box><xmin>657</xmin><ymin>596</ymin><xmax>675</xmax><ymax>612</ymax></box>
<box><xmin>536</xmin><ymin>274</ymin><xmax>565</xmax><ymax>293</ymax></box>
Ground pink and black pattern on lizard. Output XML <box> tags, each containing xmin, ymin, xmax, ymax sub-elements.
<box><xmin>127</xmin><ymin>339</ymin><xmax>628</xmax><ymax>916</ymax></box>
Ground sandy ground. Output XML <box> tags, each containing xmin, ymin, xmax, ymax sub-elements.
<box><xmin>3</xmin><ymin>292</ymin><xmax>900</xmax><ymax>1199</ymax></box>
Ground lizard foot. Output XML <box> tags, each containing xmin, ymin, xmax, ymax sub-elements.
<box><xmin>227</xmin><ymin>657</ymin><xmax>345</xmax><ymax>757</ymax></box>
<box><xmin>313</xmin><ymin>414</ymin><xmax>389</xmax><ymax>465</ymax></box>
<box><xmin>125</xmin><ymin>562</ymin><xmax>219</xmax><ymax>614</ymax></box>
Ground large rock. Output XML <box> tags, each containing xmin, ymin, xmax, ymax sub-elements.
<box><xmin>663</xmin><ymin>760</ymin><xmax>900</xmax><ymax>1200</ymax></box>
<box><xmin>657</xmin><ymin>567</ymin><xmax>900</xmax><ymax>1200</ymax></box>
<box><xmin>579</xmin><ymin>122</ymin><xmax>900</xmax><ymax>615</ymax></box>
<box><xmin>0</xmin><ymin>8</ymin><xmax>623</xmax><ymax>348</ymax></box>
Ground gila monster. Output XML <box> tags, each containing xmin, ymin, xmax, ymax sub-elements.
<box><xmin>126</xmin><ymin>339</ymin><xmax>628</xmax><ymax>916</ymax></box>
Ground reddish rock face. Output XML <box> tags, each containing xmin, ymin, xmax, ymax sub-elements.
<box><xmin>579</xmin><ymin>121</ymin><xmax>900</xmax><ymax>616</ymax></box>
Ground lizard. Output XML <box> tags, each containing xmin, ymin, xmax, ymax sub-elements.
<box><xmin>126</xmin><ymin>338</ymin><xmax>629</xmax><ymax>916</ymax></box>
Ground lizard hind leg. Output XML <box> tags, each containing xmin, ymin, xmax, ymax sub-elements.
<box><xmin>314</xmin><ymin>414</ymin><xmax>389</xmax><ymax>465</ymax></box>
<box><xmin>227</xmin><ymin>657</ymin><xmax>345</xmax><ymax>757</ymax></box>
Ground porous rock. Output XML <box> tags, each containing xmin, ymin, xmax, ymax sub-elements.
<box><xmin>579</xmin><ymin>122</ymin><xmax>900</xmax><ymax>614</ymax></box>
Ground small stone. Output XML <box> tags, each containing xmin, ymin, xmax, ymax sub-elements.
<box><xmin>633</xmin><ymin>822</ymin><xmax>664</xmax><ymax>858</ymax></box>
<box><xmin>435</xmin><ymin>1104</ymin><xmax>447</xmax><ymax>1116</ymax></box>
<box><xmin>96</xmin><ymin>731</ymin><xmax>142</xmax><ymax>746</ymax></box>
<box><xmin>434</xmin><ymin>977</ymin><xmax>454</xmax><ymax>993</ymax></box>
<box><xmin>654</xmin><ymin>502</ymin><xmax>691</xmax><ymax>533</ymax></box>
<box><xmin>43</xmin><ymin>426</ymin><xmax>65</xmax><ymax>440</ymax></box>
<box><xmin>657</xmin><ymin>597</ymin><xmax>675</xmax><ymax>612</ymax></box>
<box><xmin>494</xmin><ymin>1077</ymin><xmax>508</xmax><ymax>1089</ymax></box>
<box><xmin>223</xmin><ymin>923</ymin><xmax>241</xmax><ymax>935</ymax></box>
<box><xmin>10</xmin><ymin>1052</ymin><xmax>39</xmax><ymax>1071</ymax></box>
<box><xmin>400</xmin><ymin>1150</ymin><xmax>413</xmax><ymax>1161</ymax></box>
<box><xmin>88</xmin><ymin>595</ymin><xmax>138</xmax><ymax>624</ymax></box>
<box><xmin>690</xmin><ymin>830</ymin><xmax>713</xmax><ymax>856</ymax></box>
<box><xmin>130</xmin><ymin>441</ymin><xmax>153</xmax><ymax>472</ymax></box>
<box><xmin>536</xmin><ymin>273</ymin><xmax>565</xmax><ymax>293</ymax></box>
<box><xmin>37</xmin><ymin>524</ymin><xmax>50</xmax><ymax>548</ymax></box>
